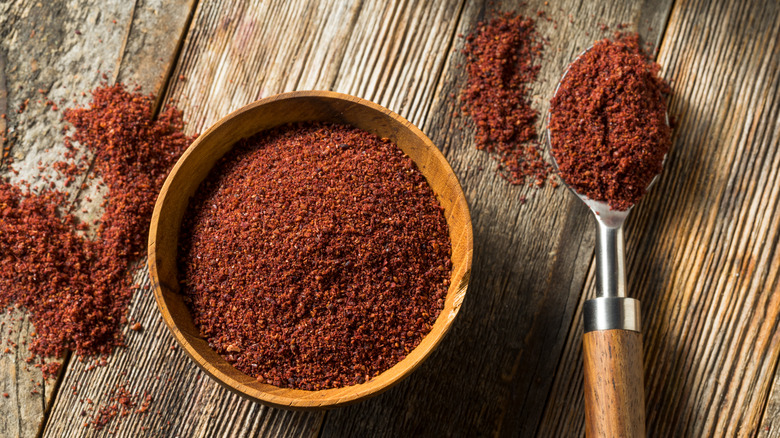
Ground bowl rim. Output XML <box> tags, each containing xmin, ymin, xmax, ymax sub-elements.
<box><xmin>148</xmin><ymin>90</ymin><xmax>473</xmax><ymax>409</ymax></box>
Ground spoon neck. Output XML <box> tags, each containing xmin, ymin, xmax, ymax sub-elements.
<box><xmin>595</xmin><ymin>220</ymin><xmax>626</xmax><ymax>298</ymax></box>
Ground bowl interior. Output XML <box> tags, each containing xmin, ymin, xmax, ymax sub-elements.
<box><xmin>148</xmin><ymin>90</ymin><xmax>472</xmax><ymax>409</ymax></box>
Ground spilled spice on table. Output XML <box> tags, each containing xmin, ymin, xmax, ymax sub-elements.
<box><xmin>460</xmin><ymin>12</ymin><xmax>553</xmax><ymax>187</ymax></box>
<box><xmin>178</xmin><ymin>122</ymin><xmax>452</xmax><ymax>390</ymax></box>
<box><xmin>82</xmin><ymin>383</ymin><xmax>152</xmax><ymax>431</ymax></box>
<box><xmin>548</xmin><ymin>33</ymin><xmax>672</xmax><ymax>211</ymax></box>
<box><xmin>0</xmin><ymin>84</ymin><xmax>194</xmax><ymax>375</ymax></box>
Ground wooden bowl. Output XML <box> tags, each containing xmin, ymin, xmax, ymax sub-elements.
<box><xmin>148</xmin><ymin>90</ymin><xmax>473</xmax><ymax>409</ymax></box>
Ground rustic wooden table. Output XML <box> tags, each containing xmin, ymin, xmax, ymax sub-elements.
<box><xmin>1</xmin><ymin>0</ymin><xmax>778</xmax><ymax>436</ymax></box>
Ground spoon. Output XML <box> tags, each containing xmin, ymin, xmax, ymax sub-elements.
<box><xmin>547</xmin><ymin>48</ymin><xmax>667</xmax><ymax>438</ymax></box>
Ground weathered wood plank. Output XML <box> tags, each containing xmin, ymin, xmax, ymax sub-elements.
<box><xmin>0</xmin><ymin>1</ymin><xmax>190</xmax><ymax>436</ymax></box>
<box><xmin>319</xmin><ymin>1</ymin><xmax>673</xmax><ymax>437</ymax></box>
<box><xmin>164</xmin><ymin>0</ymin><xmax>463</xmax><ymax>129</ymax></box>
<box><xmin>43</xmin><ymin>0</ymin><xmax>470</xmax><ymax>436</ymax></box>
<box><xmin>540</xmin><ymin>0</ymin><xmax>780</xmax><ymax>436</ymax></box>
<box><xmin>17</xmin><ymin>0</ymin><xmax>776</xmax><ymax>436</ymax></box>
<box><xmin>0</xmin><ymin>0</ymin><xmax>194</xmax><ymax>436</ymax></box>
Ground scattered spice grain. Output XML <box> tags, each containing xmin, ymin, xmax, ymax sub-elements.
<box><xmin>178</xmin><ymin>122</ymin><xmax>452</xmax><ymax>390</ymax></box>
<box><xmin>460</xmin><ymin>12</ymin><xmax>552</xmax><ymax>187</ymax></box>
<box><xmin>0</xmin><ymin>84</ymin><xmax>194</xmax><ymax>374</ymax></box>
<box><xmin>136</xmin><ymin>393</ymin><xmax>153</xmax><ymax>413</ymax></box>
<box><xmin>548</xmin><ymin>34</ymin><xmax>672</xmax><ymax>211</ymax></box>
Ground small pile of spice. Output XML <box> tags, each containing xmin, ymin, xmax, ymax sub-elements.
<box><xmin>460</xmin><ymin>12</ymin><xmax>551</xmax><ymax>186</ymax></box>
<box><xmin>0</xmin><ymin>84</ymin><xmax>193</xmax><ymax>373</ymax></box>
<box><xmin>548</xmin><ymin>34</ymin><xmax>672</xmax><ymax>210</ymax></box>
<box><xmin>178</xmin><ymin>122</ymin><xmax>452</xmax><ymax>390</ymax></box>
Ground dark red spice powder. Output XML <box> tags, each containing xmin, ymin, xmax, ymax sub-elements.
<box><xmin>178</xmin><ymin>122</ymin><xmax>452</xmax><ymax>390</ymax></box>
<box><xmin>460</xmin><ymin>12</ymin><xmax>552</xmax><ymax>187</ymax></box>
<box><xmin>548</xmin><ymin>34</ymin><xmax>672</xmax><ymax>211</ymax></box>
<box><xmin>0</xmin><ymin>84</ymin><xmax>193</xmax><ymax>374</ymax></box>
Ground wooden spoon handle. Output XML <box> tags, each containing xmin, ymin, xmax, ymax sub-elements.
<box><xmin>583</xmin><ymin>329</ymin><xmax>646</xmax><ymax>438</ymax></box>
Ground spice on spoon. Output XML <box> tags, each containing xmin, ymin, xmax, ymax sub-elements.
<box><xmin>178</xmin><ymin>122</ymin><xmax>452</xmax><ymax>391</ymax></box>
<box><xmin>548</xmin><ymin>34</ymin><xmax>672</xmax><ymax>211</ymax></box>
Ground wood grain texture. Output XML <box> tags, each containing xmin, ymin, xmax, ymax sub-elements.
<box><xmin>165</xmin><ymin>0</ymin><xmax>463</xmax><ymax>130</ymax></box>
<box><xmin>539</xmin><ymin>0</ymin><xmax>780</xmax><ymax>436</ymax></box>
<box><xmin>148</xmin><ymin>91</ymin><xmax>473</xmax><ymax>409</ymax></box>
<box><xmin>0</xmin><ymin>1</ymin><xmax>190</xmax><ymax>436</ymax></box>
<box><xmin>0</xmin><ymin>51</ymin><xmax>7</xmax><ymax>161</ymax></box>
<box><xmin>8</xmin><ymin>0</ymin><xmax>778</xmax><ymax>436</ymax></box>
<box><xmin>583</xmin><ymin>330</ymin><xmax>645</xmax><ymax>438</ymax></box>
<box><xmin>320</xmin><ymin>1</ymin><xmax>673</xmax><ymax>437</ymax></box>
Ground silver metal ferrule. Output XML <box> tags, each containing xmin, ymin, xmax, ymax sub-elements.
<box><xmin>584</xmin><ymin>297</ymin><xmax>641</xmax><ymax>333</ymax></box>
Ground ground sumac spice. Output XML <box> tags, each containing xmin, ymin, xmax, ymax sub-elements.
<box><xmin>0</xmin><ymin>84</ymin><xmax>193</xmax><ymax>373</ymax></box>
<box><xmin>548</xmin><ymin>34</ymin><xmax>672</xmax><ymax>211</ymax></box>
<box><xmin>178</xmin><ymin>122</ymin><xmax>452</xmax><ymax>390</ymax></box>
<box><xmin>460</xmin><ymin>12</ymin><xmax>551</xmax><ymax>187</ymax></box>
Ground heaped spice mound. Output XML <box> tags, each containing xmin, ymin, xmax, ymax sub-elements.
<box><xmin>0</xmin><ymin>84</ymin><xmax>193</xmax><ymax>372</ymax></box>
<box><xmin>178</xmin><ymin>122</ymin><xmax>452</xmax><ymax>390</ymax></box>
<box><xmin>548</xmin><ymin>34</ymin><xmax>672</xmax><ymax>211</ymax></box>
<box><xmin>460</xmin><ymin>12</ymin><xmax>551</xmax><ymax>187</ymax></box>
